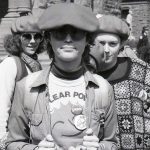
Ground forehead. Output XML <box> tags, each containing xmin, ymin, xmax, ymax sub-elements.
<box><xmin>95</xmin><ymin>33</ymin><xmax>121</xmax><ymax>41</ymax></box>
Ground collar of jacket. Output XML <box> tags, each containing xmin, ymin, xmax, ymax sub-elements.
<box><xmin>30</xmin><ymin>65</ymin><xmax>99</xmax><ymax>88</ymax></box>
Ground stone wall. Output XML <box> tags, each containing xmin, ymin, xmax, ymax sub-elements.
<box><xmin>99</xmin><ymin>0</ymin><xmax>121</xmax><ymax>15</ymax></box>
<box><xmin>121</xmin><ymin>1</ymin><xmax>150</xmax><ymax>39</ymax></box>
<box><xmin>74</xmin><ymin>0</ymin><xmax>121</xmax><ymax>15</ymax></box>
<box><xmin>45</xmin><ymin>0</ymin><xmax>121</xmax><ymax>15</ymax></box>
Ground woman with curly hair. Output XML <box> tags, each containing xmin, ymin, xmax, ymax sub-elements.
<box><xmin>0</xmin><ymin>14</ymin><xmax>44</xmax><ymax>149</ymax></box>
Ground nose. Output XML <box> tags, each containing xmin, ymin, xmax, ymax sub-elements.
<box><xmin>65</xmin><ymin>34</ymin><xmax>72</xmax><ymax>43</ymax></box>
<box><xmin>30</xmin><ymin>36</ymin><xmax>35</xmax><ymax>43</ymax></box>
<box><xmin>104</xmin><ymin>43</ymin><xmax>110</xmax><ymax>53</ymax></box>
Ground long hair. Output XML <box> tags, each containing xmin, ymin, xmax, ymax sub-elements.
<box><xmin>4</xmin><ymin>33</ymin><xmax>46</xmax><ymax>56</ymax></box>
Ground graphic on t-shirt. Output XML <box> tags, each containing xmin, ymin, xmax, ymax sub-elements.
<box><xmin>49</xmin><ymin>91</ymin><xmax>87</xmax><ymax>148</ymax></box>
<box><xmin>49</xmin><ymin>91</ymin><xmax>86</xmax><ymax>113</ymax></box>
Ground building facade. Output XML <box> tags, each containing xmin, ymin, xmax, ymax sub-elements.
<box><xmin>121</xmin><ymin>0</ymin><xmax>150</xmax><ymax>39</ymax></box>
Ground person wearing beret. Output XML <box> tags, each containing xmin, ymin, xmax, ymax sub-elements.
<box><xmin>90</xmin><ymin>14</ymin><xmax>150</xmax><ymax>150</ymax></box>
<box><xmin>0</xmin><ymin>15</ymin><xmax>44</xmax><ymax>149</ymax></box>
<box><xmin>6</xmin><ymin>3</ymin><xmax>117</xmax><ymax>150</ymax></box>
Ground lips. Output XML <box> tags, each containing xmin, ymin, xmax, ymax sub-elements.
<box><xmin>61</xmin><ymin>45</ymin><xmax>76</xmax><ymax>51</ymax></box>
<box><xmin>105</xmin><ymin>54</ymin><xmax>113</xmax><ymax>61</ymax></box>
<box><xmin>105</xmin><ymin>54</ymin><xmax>111</xmax><ymax>58</ymax></box>
<box><xmin>27</xmin><ymin>45</ymin><xmax>37</xmax><ymax>49</ymax></box>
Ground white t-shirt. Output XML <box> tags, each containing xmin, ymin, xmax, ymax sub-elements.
<box><xmin>48</xmin><ymin>72</ymin><xmax>87</xmax><ymax>149</ymax></box>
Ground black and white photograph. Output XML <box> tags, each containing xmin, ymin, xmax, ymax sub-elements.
<box><xmin>0</xmin><ymin>0</ymin><xmax>150</xmax><ymax>150</ymax></box>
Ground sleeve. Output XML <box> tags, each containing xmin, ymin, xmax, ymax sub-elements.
<box><xmin>99</xmin><ymin>84</ymin><xmax>118</xmax><ymax>150</ymax></box>
<box><xmin>0</xmin><ymin>57</ymin><xmax>17</xmax><ymax>139</ymax></box>
<box><xmin>6</xmin><ymin>82</ymin><xmax>38</xmax><ymax>150</ymax></box>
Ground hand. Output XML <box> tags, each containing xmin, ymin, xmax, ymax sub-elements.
<box><xmin>89</xmin><ymin>43</ymin><xmax>106</xmax><ymax>72</ymax></box>
<box><xmin>38</xmin><ymin>134</ymin><xmax>58</xmax><ymax>150</ymax></box>
<box><xmin>82</xmin><ymin>128</ymin><xmax>99</xmax><ymax>150</ymax></box>
<box><xmin>68</xmin><ymin>145</ymin><xmax>87</xmax><ymax>150</ymax></box>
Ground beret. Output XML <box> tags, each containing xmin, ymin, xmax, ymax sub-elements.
<box><xmin>11</xmin><ymin>15</ymin><xmax>41</xmax><ymax>33</ymax></box>
<box><xmin>97</xmin><ymin>15</ymin><xmax>130</xmax><ymax>41</ymax></box>
<box><xmin>38</xmin><ymin>3</ymin><xmax>98</xmax><ymax>32</ymax></box>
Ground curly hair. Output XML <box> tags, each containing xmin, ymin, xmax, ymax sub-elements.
<box><xmin>4</xmin><ymin>33</ymin><xmax>46</xmax><ymax>56</ymax></box>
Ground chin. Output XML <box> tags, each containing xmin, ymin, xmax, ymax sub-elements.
<box><xmin>60</xmin><ymin>54</ymin><xmax>79</xmax><ymax>62</ymax></box>
<box><xmin>25</xmin><ymin>51</ymin><xmax>36</xmax><ymax>56</ymax></box>
<box><xmin>61</xmin><ymin>57</ymin><xmax>78</xmax><ymax>62</ymax></box>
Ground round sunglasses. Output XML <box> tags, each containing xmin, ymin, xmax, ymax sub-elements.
<box><xmin>21</xmin><ymin>33</ymin><xmax>43</xmax><ymax>43</ymax></box>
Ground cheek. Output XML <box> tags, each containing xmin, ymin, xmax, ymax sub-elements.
<box><xmin>21</xmin><ymin>42</ymin><xmax>26</xmax><ymax>51</ymax></box>
<box><xmin>50</xmin><ymin>36</ymin><xmax>63</xmax><ymax>51</ymax></box>
<box><xmin>75</xmin><ymin>39</ymin><xmax>87</xmax><ymax>54</ymax></box>
<box><xmin>111</xmin><ymin>45</ymin><xmax>120</xmax><ymax>55</ymax></box>
<box><xmin>50</xmin><ymin>41</ymin><xmax>61</xmax><ymax>53</ymax></box>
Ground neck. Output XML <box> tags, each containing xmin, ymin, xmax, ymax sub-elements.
<box><xmin>100</xmin><ymin>59</ymin><xmax>117</xmax><ymax>72</ymax></box>
<box><xmin>54</xmin><ymin>58</ymin><xmax>82</xmax><ymax>72</ymax></box>
<box><xmin>51</xmin><ymin>63</ymin><xmax>84</xmax><ymax>80</ymax></box>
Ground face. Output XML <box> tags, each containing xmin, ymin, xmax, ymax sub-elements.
<box><xmin>20</xmin><ymin>32</ymin><xmax>43</xmax><ymax>56</ymax></box>
<box><xmin>94</xmin><ymin>33</ymin><xmax>121</xmax><ymax>69</ymax></box>
<box><xmin>49</xmin><ymin>26</ymin><xmax>87</xmax><ymax>62</ymax></box>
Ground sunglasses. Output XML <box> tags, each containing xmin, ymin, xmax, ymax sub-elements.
<box><xmin>50</xmin><ymin>27</ymin><xmax>86</xmax><ymax>41</ymax></box>
<box><xmin>21</xmin><ymin>33</ymin><xmax>43</xmax><ymax>43</ymax></box>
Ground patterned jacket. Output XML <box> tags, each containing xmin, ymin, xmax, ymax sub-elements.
<box><xmin>100</xmin><ymin>57</ymin><xmax>150</xmax><ymax>150</ymax></box>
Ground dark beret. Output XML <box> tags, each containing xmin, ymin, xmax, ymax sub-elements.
<box><xmin>97</xmin><ymin>15</ymin><xmax>130</xmax><ymax>41</ymax></box>
<box><xmin>38</xmin><ymin>3</ymin><xmax>98</xmax><ymax>32</ymax></box>
<box><xmin>11</xmin><ymin>15</ymin><xmax>41</xmax><ymax>33</ymax></box>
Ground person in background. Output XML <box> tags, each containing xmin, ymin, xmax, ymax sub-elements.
<box><xmin>137</xmin><ymin>26</ymin><xmax>150</xmax><ymax>63</ymax></box>
<box><xmin>6</xmin><ymin>3</ymin><xmax>117</xmax><ymax>150</ymax></box>
<box><xmin>126</xmin><ymin>9</ymin><xmax>133</xmax><ymax>31</ymax></box>
<box><xmin>0</xmin><ymin>15</ymin><xmax>44</xmax><ymax>149</ymax></box>
<box><xmin>90</xmin><ymin>14</ymin><xmax>150</xmax><ymax>150</ymax></box>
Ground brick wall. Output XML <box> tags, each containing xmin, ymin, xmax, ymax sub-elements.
<box><xmin>121</xmin><ymin>1</ymin><xmax>150</xmax><ymax>39</ymax></box>
<box><xmin>70</xmin><ymin>0</ymin><xmax>121</xmax><ymax>15</ymax></box>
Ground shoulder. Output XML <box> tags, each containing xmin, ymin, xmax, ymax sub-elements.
<box><xmin>93</xmin><ymin>74</ymin><xmax>111</xmax><ymax>88</ymax></box>
<box><xmin>130</xmin><ymin>57</ymin><xmax>147</xmax><ymax>67</ymax></box>
<box><xmin>92</xmin><ymin>74</ymin><xmax>113</xmax><ymax>108</ymax></box>
<box><xmin>128</xmin><ymin>57</ymin><xmax>150</xmax><ymax>84</ymax></box>
<box><xmin>0</xmin><ymin>56</ymin><xmax>17</xmax><ymax>67</ymax></box>
<box><xmin>0</xmin><ymin>56</ymin><xmax>17</xmax><ymax>76</ymax></box>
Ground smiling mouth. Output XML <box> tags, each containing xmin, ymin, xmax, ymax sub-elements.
<box><xmin>28</xmin><ymin>46</ymin><xmax>36</xmax><ymax>49</ymax></box>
